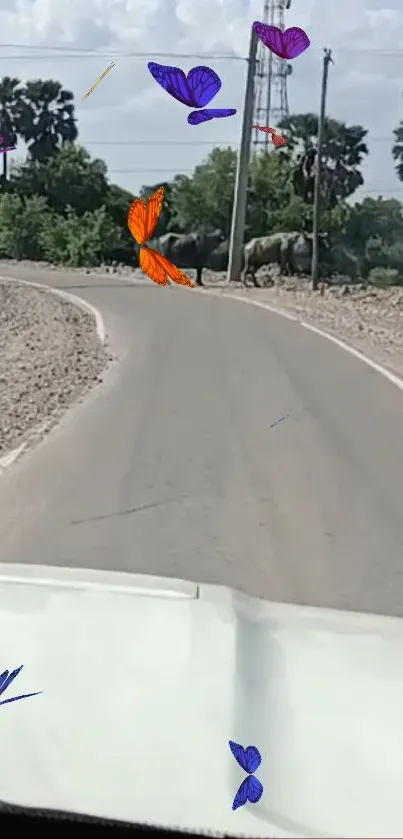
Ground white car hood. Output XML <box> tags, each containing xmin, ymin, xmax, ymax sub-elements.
<box><xmin>0</xmin><ymin>563</ymin><xmax>403</xmax><ymax>839</ymax></box>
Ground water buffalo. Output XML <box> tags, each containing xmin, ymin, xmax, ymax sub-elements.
<box><xmin>242</xmin><ymin>232</ymin><xmax>300</xmax><ymax>285</ymax></box>
<box><xmin>158</xmin><ymin>230</ymin><xmax>225</xmax><ymax>286</ymax></box>
<box><xmin>243</xmin><ymin>231</ymin><xmax>330</xmax><ymax>285</ymax></box>
<box><xmin>288</xmin><ymin>232</ymin><xmax>329</xmax><ymax>274</ymax></box>
<box><xmin>205</xmin><ymin>239</ymin><xmax>229</xmax><ymax>272</ymax></box>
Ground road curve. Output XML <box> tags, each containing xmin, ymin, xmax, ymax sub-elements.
<box><xmin>1</xmin><ymin>267</ymin><xmax>403</xmax><ymax>618</ymax></box>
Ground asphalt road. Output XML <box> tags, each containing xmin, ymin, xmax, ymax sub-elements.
<box><xmin>1</xmin><ymin>268</ymin><xmax>403</xmax><ymax>617</ymax></box>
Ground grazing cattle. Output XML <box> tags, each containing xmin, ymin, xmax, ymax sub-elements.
<box><xmin>243</xmin><ymin>232</ymin><xmax>300</xmax><ymax>285</ymax></box>
<box><xmin>205</xmin><ymin>240</ymin><xmax>229</xmax><ymax>272</ymax></box>
<box><xmin>158</xmin><ymin>230</ymin><xmax>225</xmax><ymax>286</ymax></box>
<box><xmin>242</xmin><ymin>231</ymin><xmax>331</xmax><ymax>285</ymax></box>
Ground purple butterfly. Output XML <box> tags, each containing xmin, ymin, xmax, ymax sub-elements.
<box><xmin>0</xmin><ymin>665</ymin><xmax>42</xmax><ymax>707</ymax></box>
<box><xmin>232</xmin><ymin>774</ymin><xmax>264</xmax><ymax>810</ymax></box>
<box><xmin>188</xmin><ymin>108</ymin><xmax>236</xmax><ymax>126</ymax></box>
<box><xmin>0</xmin><ymin>134</ymin><xmax>16</xmax><ymax>154</ymax></box>
<box><xmin>229</xmin><ymin>740</ymin><xmax>263</xmax><ymax>811</ymax></box>
<box><xmin>147</xmin><ymin>62</ymin><xmax>236</xmax><ymax>126</ymax></box>
<box><xmin>253</xmin><ymin>22</ymin><xmax>310</xmax><ymax>59</ymax></box>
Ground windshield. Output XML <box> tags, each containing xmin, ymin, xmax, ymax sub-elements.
<box><xmin>1</xmin><ymin>3</ymin><xmax>403</xmax><ymax>837</ymax></box>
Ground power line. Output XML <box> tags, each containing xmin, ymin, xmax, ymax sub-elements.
<box><xmin>2</xmin><ymin>43</ymin><xmax>403</xmax><ymax>56</ymax></box>
<box><xmin>359</xmin><ymin>189</ymin><xmax>403</xmax><ymax>193</ymax></box>
<box><xmin>82</xmin><ymin>136</ymin><xmax>399</xmax><ymax>146</ymax></box>
<box><xmin>0</xmin><ymin>46</ymin><xmax>245</xmax><ymax>61</ymax></box>
<box><xmin>83</xmin><ymin>140</ymin><xmax>237</xmax><ymax>146</ymax></box>
<box><xmin>109</xmin><ymin>169</ymin><xmax>191</xmax><ymax>173</ymax></box>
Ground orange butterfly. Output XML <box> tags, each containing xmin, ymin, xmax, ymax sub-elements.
<box><xmin>127</xmin><ymin>186</ymin><xmax>194</xmax><ymax>288</ymax></box>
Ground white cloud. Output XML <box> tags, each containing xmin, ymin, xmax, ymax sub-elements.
<box><xmin>0</xmin><ymin>0</ymin><xmax>402</xmax><ymax>202</ymax></box>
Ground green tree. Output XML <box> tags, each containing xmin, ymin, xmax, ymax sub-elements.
<box><xmin>392</xmin><ymin>121</ymin><xmax>403</xmax><ymax>180</ymax></box>
<box><xmin>344</xmin><ymin>197</ymin><xmax>403</xmax><ymax>252</ymax></box>
<box><xmin>171</xmin><ymin>147</ymin><xmax>237</xmax><ymax>234</ymax></box>
<box><xmin>247</xmin><ymin>151</ymin><xmax>294</xmax><ymax>237</ymax></box>
<box><xmin>336</xmin><ymin>198</ymin><xmax>403</xmax><ymax>280</ymax></box>
<box><xmin>9</xmin><ymin>144</ymin><xmax>108</xmax><ymax>215</ymax></box>
<box><xmin>279</xmin><ymin>113</ymin><xmax>368</xmax><ymax>207</ymax></box>
<box><xmin>0</xmin><ymin>76</ymin><xmax>24</xmax><ymax>180</ymax></box>
<box><xmin>15</xmin><ymin>79</ymin><xmax>77</xmax><ymax>161</ymax></box>
<box><xmin>105</xmin><ymin>183</ymin><xmax>138</xmax><ymax>265</ymax></box>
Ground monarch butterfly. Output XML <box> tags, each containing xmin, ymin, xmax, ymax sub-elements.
<box><xmin>127</xmin><ymin>186</ymin><xmax>194</xmax><ymax>288</ymax></box>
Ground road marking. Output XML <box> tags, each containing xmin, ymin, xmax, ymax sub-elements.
<box><xmin>2</xmin><ymin>275</ymin><xmax>403</xmax><ymax>476</ymax></box>
<box><xmin>202</xmin><ymin>288</ymin><xmax>403</xmax><ymax>394</ymax></box>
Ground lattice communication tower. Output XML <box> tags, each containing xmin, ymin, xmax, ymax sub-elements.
<box><xmin>253</xmin><ymin>0</ymin><xmax>292</xmax><ymax>152</ymax></box>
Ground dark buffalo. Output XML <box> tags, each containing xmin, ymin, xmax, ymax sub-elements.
<box><xmin>158</xmin><ymin>230</ymin><xmax>225</xmax><ymax>286</ymax></box>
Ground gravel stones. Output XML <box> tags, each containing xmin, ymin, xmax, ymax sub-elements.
<box><xmin>0</xmin><ymin>280</ymin><xmax>109</xmax><ymax>457</ymax></box>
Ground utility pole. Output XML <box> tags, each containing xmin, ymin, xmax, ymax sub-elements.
<box><xmin>227</xmin><ymin>24</ymin><xmax>258</xmax><ymax>284</ymax></box>
<box><xmin>311</xmin><ymin>48</ymin><xmax>333</xmax><ymax>291</ymax></box>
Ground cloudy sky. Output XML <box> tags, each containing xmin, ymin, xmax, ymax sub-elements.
<box><xmin>1</xmin><ymin>0</ymin><xmax>403</xmax><ymax>201</ymax></box>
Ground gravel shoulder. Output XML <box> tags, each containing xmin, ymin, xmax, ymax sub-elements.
<box><xmin>0</xmin><ymin>279</ymin><xmax>110</xmax><ymax>458</ymax></box>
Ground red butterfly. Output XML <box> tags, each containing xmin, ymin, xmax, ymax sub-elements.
<box><xmin>272</xmin><ymin>133</ymin><xmax>287</xmax><ymax>146</ymax></box>
<box><xmin>252</xmin><ymin>124</ymin><xmax>276</xmax><ymax>135</ymax></box>
<box><xmin>252</xmin><ymin>125</ymin><xmax>288</xmax><ymax>146</ymax></box>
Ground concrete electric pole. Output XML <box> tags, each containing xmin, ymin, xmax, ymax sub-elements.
<box><xmin>226</xmin><ymin>24</ymin><xmax>258</xmax><ymax>284</ymax></box>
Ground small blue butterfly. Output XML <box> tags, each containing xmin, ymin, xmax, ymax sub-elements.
<box><xmin>0</xmin><ymin>665</ymin><xmax>42</xmax><ymax>707</ymax></box>
<box><xmin>229</xmin><ymin>740</ymin><xmax>264</xmax><ymax>810</ymax></box>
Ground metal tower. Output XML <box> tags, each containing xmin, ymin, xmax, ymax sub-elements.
<box><xmin>253</xmin><ymin>0</ymin><xmax>292</xmax><ymax>152</ymax></box>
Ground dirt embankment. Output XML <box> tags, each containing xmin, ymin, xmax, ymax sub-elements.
<box><xmin>0</xmin><ymin>280</ymin><xmax>110</xmax><ymax>458</ymax></box>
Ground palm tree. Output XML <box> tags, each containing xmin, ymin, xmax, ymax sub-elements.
<box><xmin>16</xmin><ymin>79</ymin><xmax>78</xmax><ymax>161</ymax></box>
<box><xmin>0</xmin><ymin>77</ymin><xmax>24</xmax><ymax>181</ymax></box>
<box><xmin>279</xmin><ymin>113</ymin><xmax>368</xmax><ymax>208</ymax></box>
<box><xmin>392</xmin><ymin>121</ymin><xmax>403</xmax><ymax>181</ymax></box>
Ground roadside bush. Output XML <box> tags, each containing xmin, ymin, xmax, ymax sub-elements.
<box><xmin>0</xmin><ymin>194</ymin><xmax>49</xmax><ymax>260</ymax></box>
<box><xmin>64</xmin><ymin>206</ymin><xmax>124</xmax><ymax>266</ymax></box>
<box><xmin>40</xmin><ymin>205</ymin><xmax>124</xmax><ymax>266</ymax></box>
<box><xmin>39</xmin><ymin>212</ymin><xmax>72</xmax><ymax>263</ymax></box>
<box><xmin>363</xmin><ymin>236</ymin><xmax>403</xmax><ymax>281</ymax></box>
<box><xmin>0</xmin><ymin>190</ymin><xmax>132</xmax><ymax>267</ymax></box>
<box><xmin>368</xmin><ymin>267</ymin><xmax>401</xmax><ymax>287</ymax></box>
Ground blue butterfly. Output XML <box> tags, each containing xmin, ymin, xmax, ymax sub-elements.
<box><xmin>0</xmin><ymin>665</ymin><xmax>42</xmax><ymax>706</ymax></box>
<box><xmin>147</xmin><ymin>62</ymin><xmax>236</xmax><ymax>126</ymax></box>
<box><xmin>229</xmin><ymin>740</ymin><xmax>264</xmax><ymax>811</ymax></box>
